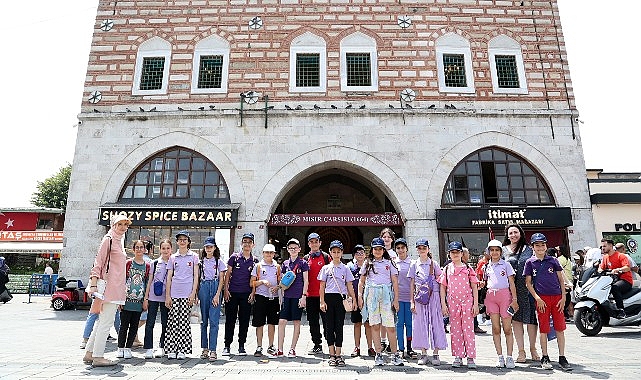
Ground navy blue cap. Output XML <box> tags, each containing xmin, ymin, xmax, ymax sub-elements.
<box><xmin>415</xmin><ymin>238</ymin><xmax>429</xmax><ymax>248</ymax></box>
<box><xmin>175</xmin><ymin>230</ymin><xmax>190</xmax><ymax>240</ymax></box>
<box><xmin>308</xmin><ymin>232</ymin><xmax>321</xmax><ymax>241</ymax></box>
<box><xmin>353</xmin><ymin>244</ymin><xmax>365</xmax><ymax>253</ymax></box>
<box><xmin>394</xmin><ymin>238</ymin><xmax>408</xmax><ymax>247</ymax></box>
<box><xmin>241</xmin><ymin>232</ymin><xmax>254</xmax><ymax>241</ymax></box>
<box><xmin>371</xmin><ymin>237</ymin><xmax>385</xmax><ymax>248</ymax></box>
<box><xmin>329</xmin><ymin>240</ymin><xmax>344</xmax><ymax>250</ymax></box>
<box><xmin>530</xmin><ymin>233</ymin><xmax>547</xmax><ymax>244</ymax></box>
<box><xmin>203</xmin><ymin>236</ymin><xmax>216</xmax><ymax>247</ymax></box>
<box><xmin>447</xmin><ymin>241</ymin><xmax>463</xmax><ymax>252</ymax></box>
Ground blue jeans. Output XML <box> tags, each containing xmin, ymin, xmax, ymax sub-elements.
<box><xmin>396</xmin><ymin>301</ymin><xmax>412</xmax><ymax>351</ymax></box>
<box><xmin>83</xmin><ymin>309</ymin><xmax>121</xmax><ymax>339</ymax></box>
<box><xmin>199</xmin><ymin>279</ymin><xmax>222</xmax><ymax>350</ymax></box>
<box><xmin>144</xmin><ymin>300</ymin><xmax>169</xmax><ymax>349</ymax></box>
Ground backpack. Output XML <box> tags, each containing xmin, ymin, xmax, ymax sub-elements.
<box><xmin>126</xmin><ymin>259</ymin><xmax>151</xmax><ymax>281</ymax></box>
<box><xmin>304</xmin><ymin>251</ymin><xmax>330</xmax><ymax>265</ymax></box>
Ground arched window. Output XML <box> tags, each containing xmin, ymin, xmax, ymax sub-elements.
<box><xmin>340</xmin><ymin>32</ymin><xmax>378</xmax><ymax>92</ymax></box>
<box><xmin>435</xmin><ymin>33</ymin><xmax>475</xmax><ymax>94</ymax></box>
<box><xmin>289</xmin><ymin>32</ymin><xmax>327</xmax><ymax>93</ymax></box>
<box><xmin>488</xmin><ymin>35</ymin><xmax>528</xmax><ymax>94</ymax></box>
<box><xmin>442</xmin><ymin>147</ymin><xmax>553</xmax><ymax>206</ymax></box>
<box><xmin>120</xmin><ymin>147</ymin><xmax>229</xmax><ymax>202</ymax></box>
<box><xmin>132</xmin><ymin>37</ymin><xmax>172</xmax><ymax>96</ymax></box>
<box><xmin>191</xmin><ymin>35</ymin><xmax>230</xmax><ymax>94</ymax></box>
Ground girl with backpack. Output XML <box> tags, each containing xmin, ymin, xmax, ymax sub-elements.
<box><xmin>198</xmin><ymin>236</ymin><xmax>226</xmax><ymax>361</ymax></box>
<box><xmin>165</xmin><ymin>230</ymin><xmax>199</xmax><ymax>359</ymax></box>
<box><xmin>117</xmin><ymin>240</ymin><xmax>151</xmax><ymax>359</ymax></box>
<box><xmin>408</xmin><ymin>239</ymin><xmax>446</xmax><ymax>366</ymax></box>
<box><xmin>142</xmin><ymin>238</ymin><xmax>172</xmax><ymax>359</ymax></box>
<box><xmin>438</xmin><ymin>241</ymin><xmax>480</xmax><ymax>369</ymax></box>
<box><xmin>358</xmin><ymin>237</ymin><xmax>403</xmax><ymax>366</ymax></box>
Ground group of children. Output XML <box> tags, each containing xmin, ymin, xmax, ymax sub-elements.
<box><xmin>92</xmin><ymin>228</ymin><xmax>571</xmax><ymax>371</ymax></box>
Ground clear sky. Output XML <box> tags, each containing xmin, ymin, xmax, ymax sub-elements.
<box><xmin>1</xmin><ymin>1</ymin><xmax>638</xmax><ymax>208</ymax></box>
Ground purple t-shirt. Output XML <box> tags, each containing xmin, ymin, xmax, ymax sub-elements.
<box><xmin>281</xmin><ymin>257</ymin><xmax>309</xmax><ymax>299</ymax></box>
<box><xmin>360</xmin><ymin>259</ymin><xmax>399</xmax><ymax>286</ymax></box>
<box><xmin>407</xmin><ymin>258</ymin><xmax>442</xmax><ymax>292</ymax></box>
<box><xmin>227</xmin><ymin>252</ymin><xmax>256</xmax><ymax>293</ymax></box>
<box><xmin>318</xmin><ymin>263</ymin><xmax>354</xmax><ymax>295</ymax></box>
<box><xmin>148</xmin><ymin>258</ymin><xmax>169</xmax><ymax>302</ymax></box>
<box><xmin>251</xmin><ymin>260</ymin><xmax>280</xmax><ymax>298</ymax></box>
<box><xmin>168</xmin><ymin>251</ymin><xmax>199</xmax><ymax>298</ymax></box>
<box><xmin>347</xmin><ymin>260</ymin><xmax>365</xmax><ymax>301</ymax></box>
<box><xmin>202</xmin><ymin>257</ymin><xmax>226</xmax><ymax>281</ymax></box>
<box><xmin>523</xmin><ymin>255</ymin><xmax>563</xmax><ymax>296</ymax></box>
<box><xmin>395</xmin><ymin>257</ymin><xmax>412</xmax><ymax>302</ymax></box>
<box><xmin>484</xmin><ymin>259</ymin><xmax>515</xmax><ymax>290</ymax></box>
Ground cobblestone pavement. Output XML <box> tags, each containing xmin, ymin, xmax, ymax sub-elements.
<box><xmin>1</xmin><ymin>294</ymin><xmax>640</xmax><ymax>379</ymax></box>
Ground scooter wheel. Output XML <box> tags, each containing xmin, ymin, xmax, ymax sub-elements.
<box><xmin>574</xmin><ymin>307</ymin><xmax>603</xmax><ymax>336</ymax></box>
<box><xmin>52</xmin><ymin>298</ymin><xmax>66</xmax><ymax>311</ymax></box>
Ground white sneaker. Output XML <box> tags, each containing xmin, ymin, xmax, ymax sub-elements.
<box><xmin>144</xmin><ymin>349</ymin><xmax>154</xmax><ymax>359</ymax></box>
<box><xmin>116</xmin><ymin>348</ymin><xmax>124</xmax><ymax>358</ymax></box>
<box><xmin>167</xmin><ymin>352</ymin><xmax>177</xmax><ymax>359</ymax></box>
<box><xmin>123</xmin><ymin>348</ymin><xmax>132</xmax><ymax>359</ymax></box>
<box><xmin>431</xmin><ymin>355</ymin><xmax>441</xmax><ymax>366</ymax></box>
<box><xmin>391</xmin><ymin>352</ymin><xmax>404</xmax><ymax>366</ymax></box>
<box><xmin>154</xmin><ymin>348</ymin><xmax>165</xmax><ymax>358</ymax></box>
<box><xmin>452</xmin><ymin>356</ymin><xmax>462</xmax><ymax>368</ymax></box>
<box><xmin>506</xmin><ymin>356</ymin><xmax>515</xmax><ymax>369</ymax></box>
<box><xmin>496</xmin><ymin>355</ymin><xmax>505</xmax><ymax>368</ymax></box>
<box><xmin>177</xmin><ymin>352</ymin><xmax>186</xmax><ymax>360</ymax></box>
<box><xmin>374</xmin><ymin>353</ymin><xmax>385</xmax><ymax>366</ymax></box>
<box><xmin>80</xmin><ymin>340</ymin><xmax>88</xmax><ymax>349</ymax></box>
<box><xmin>417</xmin><ymin>354</ymin><xmax>429</xmax><ymax>365</ymax></box>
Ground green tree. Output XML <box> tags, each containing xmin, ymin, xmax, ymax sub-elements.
<box><xmin>31</xmin><ymin>164</ymin><xmax>72</xmax><ymax>210</ymax></box>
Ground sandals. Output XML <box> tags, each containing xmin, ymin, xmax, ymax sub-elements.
<box><xmin>200</xmin><ymin>349</ymin><xmax>209</xmax><ymax>359</ymax></box>
<box><xmin>328</xmin><ymin>356</ymin><xmax>338</xmax><ymax>366</ymax></box>
<box><xmin>209</xmin><ymin>351</ymin><xmax>217</xmax><ymax>361</ymax></box>
<box><xmin>516</xmin><ymin>350</ymin><xmax>527</xmax><ymax>363</ymax></box>
<box><xmin>530</xmin><ymin>350</ymin><xmax>541</xmax><ymax>362</ymax></box>
<box><xmin>336</xmin><ymin>356</ymin><xmax>346</xmax><ymax>367</ymax></box>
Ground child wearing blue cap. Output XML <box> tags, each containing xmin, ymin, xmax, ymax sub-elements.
<box><xmin>197</xmin><ymin>236</ymin><xmax>226</xmax><ymax>361</ymax></box>
<box><xmin>394</xmin><ymin>238</ymin><xmax>417</xmax><ymax>359</ymax></box>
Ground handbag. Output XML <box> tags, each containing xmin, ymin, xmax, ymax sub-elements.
<box><xmin>153</xmin><ymin>260</ymin><xmax>167</xmax><ymax>296</ymax></box>
<box><xmin>279</xmin><ymin>262</ymin><xmax>300</xmax><ymax>290</ymax></box>
<box><xmin>93</xmin><ymin>236</ymin><xmax>112</xmax><ymax>297</ymax></box>
<box><xmin>414</xmin><ymin>259</ymin><xmax>435</xmax><ymax>305</ymax></box>
<box><xmin>330</xmin><ymin>267</ymin><xmax>353</xmax><ymax>311</ymax></box>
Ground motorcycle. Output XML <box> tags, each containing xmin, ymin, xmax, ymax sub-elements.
<box><xmin>573</xmin><ymin>268</ymin><xmax>641</xmax><ymax>336</ymax></box>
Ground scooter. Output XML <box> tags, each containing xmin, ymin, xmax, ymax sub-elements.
<box><xmin>573</xmin><ymin>268</ymin><xmax>641</xmax><ymax>336</ymax></box>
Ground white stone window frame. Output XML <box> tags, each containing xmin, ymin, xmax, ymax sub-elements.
<box><xmin>191</xmin><ymin>35</ymin><xmax>231</xmax><ymax>94</ymax></box>
<box><xmin>289</xmin><ymin>32</ymin><xmax>327</xmax><ymax>93</ymax></box>
<box><xmin>435</xmin><ymin>33</ymin><xmax>475</xmax><ymax>94</ymax></box>
<box><xmin>132</xmin><ymin>37</ymin><xmax>172</xmax><ymax>96</ymax></box>
<box><xmin>488</xmin><ymin>35</ymin><xmax>528</xmax><ymax>95</ymax></box>
<box><xmin>340</xmin><ymin>32</ymin><xmax>378</xmax><ymax>92</ymax></box>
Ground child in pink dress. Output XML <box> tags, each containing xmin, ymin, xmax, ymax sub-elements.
<box><xmin>438</xmin><ymin>241</ymin><xmax>479</xmax><ymax>369</ymax></box>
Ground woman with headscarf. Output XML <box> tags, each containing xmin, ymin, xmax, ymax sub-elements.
<box><xmin>83</xmin><ymin>214</ymin><xmax>131</xmax><ymax>367</ymax></box>
<box><xmin>0</xmin><ymin>256</ymin><xmax>12</xmax><ymax>303</ymax></box>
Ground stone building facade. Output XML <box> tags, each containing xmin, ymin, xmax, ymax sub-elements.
<box><xmin>61</xmin><ymin>0</ymin><xmax>595</xmax><ymax>278</ymax></box>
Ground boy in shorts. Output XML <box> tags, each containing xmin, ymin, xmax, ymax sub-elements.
<box><xmin>250</xmin><ymin>244</ymin><xmax>281</xmax><ymax>357</ymax></box>
<box><xmin>524</xmin><ymin>233</ymin><xmax>572</xmax><ymax>371</ymax></box>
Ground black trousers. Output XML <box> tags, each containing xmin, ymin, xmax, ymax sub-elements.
<box><xmin>324</xmin><ymin>293</ymin><xmax>346</xmax><ymax>347</ymax></box>
<box><xmin>306</xmin><ymin>296</ymin><xmax>326</xmax><ymax>345</ymax></box>
<box><xmin>224</xmin><ymin>292</ymin><xmax>252</xmax><ymax>346</ymax></box>
<box><xmin>118</xmin><ymin>309</ymin><xmax>142</xmax><ymax>348</ymax></box>
<box><xmin>611</xmin><ymin>279</ymin><xmax>632</xmax><ymax>310</ymax></box>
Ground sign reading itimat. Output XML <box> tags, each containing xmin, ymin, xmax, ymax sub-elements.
<box><xmin>436</xmin><ymin>207</ymin><xmax>573</xmax><ymax>229</ymax></box>
<box><xmin>99</xmin><ymin>207</ymin><xmax>238</xmax><ymax>227</ymax></box>
<box><xmin>0</xmin><ymin>231</ymin><xmax>63</xmax><ymax>242</ymax></box>
<box><xmin>268</xmin><ymin>213</ymin><xmax>403</xmax><ymax>227</ymax></box>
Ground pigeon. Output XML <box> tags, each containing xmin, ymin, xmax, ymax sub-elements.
<box><xmin>266</xmin><ymin>105</ymin><xmax>275</xmax><ymax>110</ymax></box>
<box><xmin>295</xmin><ymin>105</ymin><xmax>303</xmax><ymax>110</ymax></box>
<box><xmin>177</xmin><ymin>107</ymin><xmax>185</xmax><ymax>111</ymax></box>
<box><xmin>428</xmin><ymin>104</ymin><xmax>436</xmax><ymax>109</ymax></box>
<box><xmin>330</xmin><ymin>105</ymin><xmax>337</xmax><ymax>109</ymax></box>
<box><xmin>149</xmin><ymin>107</ymin><xmax>156</xmax><ymax>112</ymax></box>
<box><xmin>345</xmin><ymin>104</ymin><xmax>352</xmax><ymax>109</ymax></box>
<box><xmin>139</xmin><ymin>107</ymin><xmax>145</xmax><ymax>112</ymax></box>
<box><xmin>314</xmin><ymin>104</ymin><xmax>321</xmax><ymax>110</ymax></box>
<box><xmin>198</xmin><ymin>106</ymin><xmax>205</xmax><ymax>110</ymax></box>
<box><xmin>405</xmin><ymin>104</ymin><xmax>413</xmax><ymax>109</ymax></box>
<box><xmin>125</xmin><ymin>108</ymin><xmax>131</xmax><ymax>112</ymax></box>
<box><xmin>388</xmin><ymin>104</ymin><xmax>394</xmax><ymax>108</ymax></box>
<box><xmin>449</xmin><ymin>104</ymin><xmax>457</xmax><ymax>109</ymax></box>
<box><xmin>285</xmin><ymin>105</ymin><xmax>292</xmax><ymax>110</ymax></box>
<box><xmin>359</xmin><ymin>105</ymin><xmax>366</xmax><ymax>109</ymax></box>
<box><xmin>93</xmin><ymin>109</ymin><xmax>100</xmax><ymax>113</ymax></box>
<box><xmin>209</xmin><ymin>105</ymin><xmax>215</xmax><ymax>110</ymax></box>
<box><xmin>444</xmin><ymin>104</ymin><xmax>451</xmax><ymax>109</ymax></box>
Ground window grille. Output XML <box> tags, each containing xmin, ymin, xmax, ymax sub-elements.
<box><xmin>197</xmin><ymin>55</ymin><xmax>223</xmax><ymax>89</ymax></box>
<box><xmin>296</xmin><ymin>53</ymin><xmax>320</xmax><ymax>87</ymax></box>
<box><xmin>346</xmin><ymin>53</ymin><xmax>371</xmax><ymax>87</ymax></box>
<box><xmin>443</xmin><ymin>54</ymin><xmax>467</xmax><ymax>87</ymax></box>
<box><xmin>495</xmin><ymin>55</ymin><xmax>520</xmax><ymax>88</ymax></box>
<box><xmin>139</xmin><ymin>57</ymin><xmax>165</xmax><ymax>91</ymax></box>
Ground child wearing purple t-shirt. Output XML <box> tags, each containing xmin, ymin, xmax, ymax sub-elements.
<box><xmin>250</xmin><ymin>244</ymin><xmax>281</xmax><ymax>357</ymax></box>
<box><xmin>197</xmin><ymin>236</ymin><xmax>226</xmax><ymax>361</ymax></box>
<box><xmin>394</xmin><ymin>238</ymin><xmax>417</xmax><ymax>359</ymax></box>
<box><xmin>165</xmin><ymin>231</ymin><xmax>199</xmax><ymax>360</ymax></box>
<box><xmin>319</xmin><ymin>240</ymin><xmax>356</xmax><ymax>367</ymax></box>
<box><xmin>142</xmin><ymin>239</ymin><xmax>172</xmax><ymax>359</ymax></box>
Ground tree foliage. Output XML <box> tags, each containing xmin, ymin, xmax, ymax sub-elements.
<box><xmin>31</xmin><ymin>164</ymin><xmax>71</xmax><ymax>210</ymax></box>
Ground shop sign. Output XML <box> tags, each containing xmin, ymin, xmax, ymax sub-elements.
<box><xmin>0</xmin><ymin>231</ymin><xmax>63</xmax><ymax>242</ymax></box>
<box><xmin>99</xmin><ymin>207</ymin><xmax>238</xmax><ymax>227</ymax></box>
<box><xmin>268</xmin><ymin>213</ymin><xmax>403</xmax><ymax>227</ymax></box>
<box><xmin>436</xmin><ymin>207</ymin><xmax>572</xmax><ymax>229</ymax></box>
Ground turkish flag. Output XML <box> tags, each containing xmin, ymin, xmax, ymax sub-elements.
<box><xmin>0</xmin><ymin>212</ymin><xmax>38</xmax><ymax>231</ymax></box>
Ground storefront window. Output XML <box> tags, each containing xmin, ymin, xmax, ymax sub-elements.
<box><xmin>442</xmin><ymin>147</ymin><xmax>553</xmax><ymax>206</ymax></box>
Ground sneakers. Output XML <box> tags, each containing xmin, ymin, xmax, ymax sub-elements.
<box><xmin>144</xmin><ymin>349</ymin><xmax>154</xmax><ymax>359</ymax></box>
<box><xmin>431</xmin><ymin>355</ymin><xmax>441</xmax><ymax>366</ymax></box>
<box><xmin>351</xmin><ymin>347</ymin><xmax>360</xmax><ymax>357</ymax></box>
<box><xmin>116</xmin><ymin>348</ymin><xmax>124</xmax><ymax>358</ymax></box>
<box><xmin>287</xmin><ymin>349</ymin><xmax>296</xmax><ymax>358</ymax></box>
<box><xmin>467</xmin><ymin>358</ymin><xmax>476</xmax><ymax>369</ymax></box>
<box><xmin>222</xmin><ymin>347</ymin><xmax>231</xmax><ymax>356</ymax></box>
<box><xmin>269</xmin><ymin>350</ymin><xmax>284</xmax><ymax>358</ymax></box>
<box><xmin>167</xmin><ymin>352</ymin><xmax>177</xmax><ymax>359</ymax></box>
<box><xmin>559</xmin><ymin>356</ymin><xmax>573</xmax><ymax>371</ymax></box>
<box><xmin>541</xmin><ymin>355</ymin><xmax>553</xmax><ymax>370</ymax></box>
<box><xmin>254</xmin><ymin>346</ymin><xmax>263</xmax><ymax>357</ymax></box>
<box><xmin>266</xmin><ymin>345</ymin><xmax>277</xmax><ymax>356</ymax></box>
<box><xmin>452</xmin><ymin>356</ymin><xmax>462</xmax><ymax>368</ymax></box>
<box><xmin>80</xmin><ymin>339</ymin><xmax>88</xmax><ymax>349</ymax></box>
<box><xmin>309</xmin><ymin>344</ymin><xmax>323</xmax><ymax>354</ymax></box>
<box><xmin>406</xmin><ymin>349</ymin><xmax>418</xmax><ymax>359</ymax></box>
<box><xmin>418</xmin><ymin>354</ymin><xmax>429</xmax><ymax>365</ymax></box>
<box><xmin>391</xmin><ymin>353</ymin><xmax>404</xmax><ymax>366</ymax></box>
<box><xmin>177</xmin><ymin>352</ymin><xmax>186</xmax><ymax>360</ymax></box>
<box><xmin>374</xmin><ymin>353</ymin><xmax>385</xmax><ymax>366</ymax></box>
<box><xmin>616</xmin><ymin>309</ymin><xmax>627</xmax><ymax>319</ymax></box>
<box><xmin>107</xmin><ymin>335</ymin><xmax>116</xmax><ymax>341</ymax></box>
<box><xmin>155</xmin><ymin>348</ymin><xmax>164</xmax><ymax>358</ymax></box>
<box><xmin>237</xmin><ymin>346</ymin><xmax>247</xmax><ymax>356</ymax></box>
<box><xmin>496</xmin><ymin>355</ymin><xmax>505</xmax><ymax>368</ymax></box>
<box><xmin>367</xmin><ymin>347</ymin><xmax>376</xmax><ymax>357</ymax></box>
<box><xmin>506</xmin><ymin>356</ymin><xmax>515</xmax><ymax>369</ymax></box>
<box><xmin>474</xmin><ymin>326</ymin><xmax>486</xmax><ymax>334</ymax></box>
<box><xmin>123</xmin><ymin>348</ymin><xmax>132</xmax><ymax>359</ymax></box>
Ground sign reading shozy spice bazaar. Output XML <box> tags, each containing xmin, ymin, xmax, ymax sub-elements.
<box><xmin>99</xmin><ymin>207</ymin><xmax>238</xmax><ymax>227</ymax></box>
<box><xmin>436</xmin><ymin>207</ymin><xmax>572</xmax><ymax>229</ymax></box>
